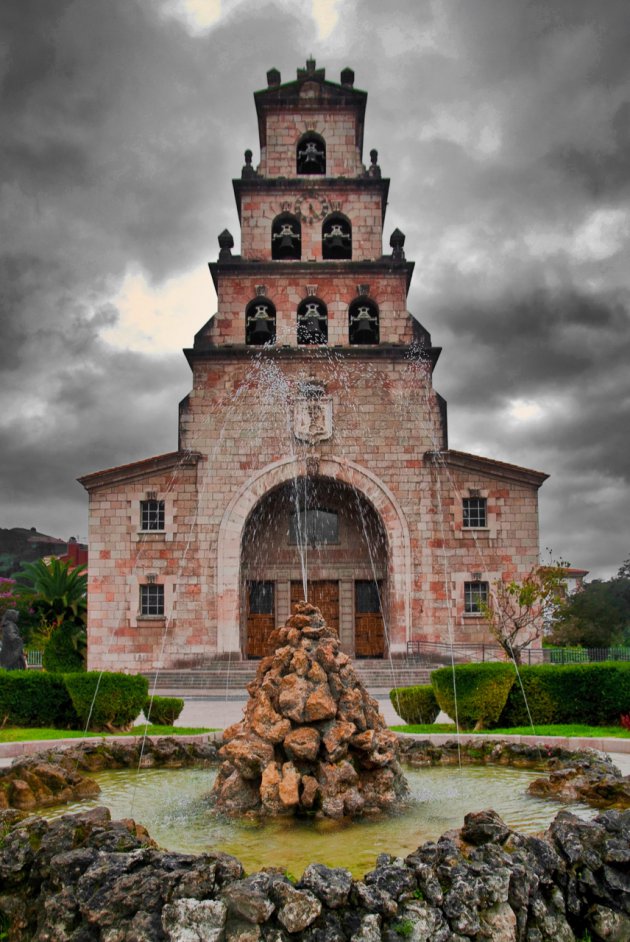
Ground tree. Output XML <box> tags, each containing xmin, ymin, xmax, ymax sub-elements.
<box><xmin>549</xmin><ymin>560</ymin><xmax>630</xmax><ymax>648</ymax></box>
<box><xmin>480</xmin><ymin>564</ymin><xmax>568</xmax><ymax>665</ymax></box>
<box><xmin>14</xmin><ymin>558</ymin><xmax>87</xmax><ymax>643</ymax></box>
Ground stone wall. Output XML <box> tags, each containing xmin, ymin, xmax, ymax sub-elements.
<box><xmin>1</xmin><ymin>802</ymin><xmax>628</xmax><ymax>940</ymax></box>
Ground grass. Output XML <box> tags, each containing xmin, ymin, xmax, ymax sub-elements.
<box><xmin>0</xmin><ymin>725</ymin><xmax>213</xmax><ymax>743</ymax></box>
<box><xmin>390</xmin><ymin>723</ymin><xmax>630</xmax><ymax>738</ymax></box>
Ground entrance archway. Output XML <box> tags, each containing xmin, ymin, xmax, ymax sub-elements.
<box><xmin>216</xmin><ymin>456</ymin><xmax>412</xmax><ymax>656</ymax></box>
<box><xmin>241</xmin><ymin>476</ymin><xmax>387</xmax><ymax>657</ymax></box>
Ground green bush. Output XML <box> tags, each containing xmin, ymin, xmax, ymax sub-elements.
<box><xmin>42</xmin><ymin>629</ymin><xmax>85</xmax><ymax>673</ymax></box>
<box><xmin>143</xmin><ymin>695</ymin><xmax>184</xmax><ymax>726</ymax></box>
<box><xmin>431</xmin><ymin>663</ymin><xmax>516</xmax><ymax>730</ymax></box>
<box><xmin>0</xmin><ymin>670</ymin><xmax>78</xmax><ymax>728</ymax></box>
<box><xmin>498</xmin><ymin>662</ymin><xmax>630</xmax><ymax>727</ymax></box>
<box><xmin>63</xmin><ymin>672</ymin><xmax>148</xmax><ymax>731</ymax></box>
<box><xmin>389</xmin><ymin>685</ymin><xmax>439</xmax><ymax>724</ymax></box>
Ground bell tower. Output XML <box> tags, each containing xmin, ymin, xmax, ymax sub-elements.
<box><xmin>192</xmin><ymin>58</ymin><xmax>438</xmax><ymax>358</ymax></box>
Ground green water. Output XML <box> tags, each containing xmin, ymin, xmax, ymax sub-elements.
<box><xmin>44</xmin><ymin>765</ymin><xmax>594</xmax><ymax>878</ymax></box>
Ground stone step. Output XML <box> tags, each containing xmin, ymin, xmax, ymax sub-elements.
<box><xmin>141</xmin><ymin>665</ymin><xmax>432</xmax><ymax>690</ymax></box>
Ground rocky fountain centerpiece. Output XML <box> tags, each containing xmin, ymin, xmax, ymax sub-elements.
<box><xmin>211</xmin><ymin>601</ymin><xmax>409</xmax><ymax>819</ymax></box>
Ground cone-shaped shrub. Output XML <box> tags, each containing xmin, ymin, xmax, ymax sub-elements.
<box><xmin>431</xmin><ymin>663</ymin><xmax>516</xmax><ymax>730</ymax></box>
<box><xmin>389</xmin><ymin>685</ymin><xmax>440</xmax><ymax>724</ymax></box>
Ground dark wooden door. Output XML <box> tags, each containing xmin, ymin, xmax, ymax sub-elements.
<box><xmin>246</xmin><ymin>581</ymin><xmax>275</xmax><ymax>658</ymax></box>
<box><xmin>291</xmin><ymin>580</ymin><xmax>339</xmax><ymax>635</ymax></box>
<box><xmin>354</xmin><ymin>580</ymin><xmax>384</xmax><ymax>657</ymax></box>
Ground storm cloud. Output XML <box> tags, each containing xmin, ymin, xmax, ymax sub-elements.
<box><xmin>1</xmin><ymin>0</ymin><xmax>629</xmax><ymax>578</ymax></box>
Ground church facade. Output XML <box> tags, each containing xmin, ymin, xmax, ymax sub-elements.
<box><xmin>80</xmin><ymin>61</ymin><xmax>547</xmax><ymax>673</ymax></box>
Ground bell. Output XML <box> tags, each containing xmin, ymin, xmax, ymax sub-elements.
<box><xmin>277</xmin><ymin>234</ymin><xmax>298</xmax><ymax>258</ymax></box>
<box><xmin>351</xmin><ymin>320</ymin><xmax>378</xmax><ymax>344</ymax></box>
<box><xmin>249</xmin><ymin>316</ymin><xmax>274</xmax><ymax>345</ymax></box>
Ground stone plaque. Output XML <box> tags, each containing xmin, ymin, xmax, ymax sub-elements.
<box><xmin>294</xmin><ymin>397</ymin><xmax>333</xmax><ymax>444</ymax></box>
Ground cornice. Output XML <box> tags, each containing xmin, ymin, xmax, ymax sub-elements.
<box><xmin>425</xmin><ymin>449</ymin><xmax>548</xmax><ymax>488</ymax></box>
<box><xmin>78</xmin><ymin>451</ymin><xmax>202</xmax><ymax>492</ymax></box>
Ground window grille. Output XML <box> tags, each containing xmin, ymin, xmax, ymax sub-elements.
<box><xmin>140</xmin><ymin>583</ymin><xmax>164</xmax><ymax>616</ymax></box>
<box><xmin>141</xmin><ymin>499</ymin><xmax>165</xmax><ymax>531</ymax></box>
<box><xmin>464</xmin><ymin>581</ymin><xmax>489</xmax><ymax>614</ymax></box>
<box><xmin>355</xmin><ymin>580</ymin><xmax>381</xmax><ymax>613</ymax></box>
<box><xmin>248</xmin><ymin>581</ymin><xmax>275</xmax><ymax>615</ymax></box>
<box><xmin>463</xmin><ymin>497</ymin><xmax>487</xmax><ymax>528</ymax></box>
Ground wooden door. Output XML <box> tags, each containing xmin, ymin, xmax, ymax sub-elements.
<box><xmin>354</xmin><ymin>580</ymin><xmax>384</xmax><ymax>658</ymax></box>
<box><xmin>246</xmin><ymin>581</ymin><xmax>275</xmax><ymax>658</ymax></box>
<box><xmin>291</xmin><ymin>580</ymin><xmax>339</xmax><ymax>635</ymax></box>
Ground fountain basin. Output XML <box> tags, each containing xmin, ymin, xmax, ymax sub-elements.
<box><xmin>42</xmin><ymin>762</ymin><xmax>596</xmax><ymax>877</ymax></box>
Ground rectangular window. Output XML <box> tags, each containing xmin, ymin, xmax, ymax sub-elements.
<box><xmin>248</xmin><ymin>581</ymin><xmax>274</xmax><ymax>615</ymax></box>
<box><xmin>140</xmin><ymin>584</ymin><xmax>164</xmax><ymax>616</ymax></box>
<box><xmin>289</xmin><ymin>508</ymin><xmax>339</xmax><ymax>546</ymax></box>
<box><xmin>463</xmin><ymin>497</ymin><xmax>487</xmax><ymax>528</ymax></box>
<box><xmin>464</xmin><ymin>581</ymin><xmax>489</xmax><ymax>614</ymax></box>
<box><xmin>355</xmin><ymin>580</ymin><xmax>381</xmax><ymax>614</ymax></box>
<box><xmin>141</xmin><ymin>499</ymin><xmax>165</xmax><ymax>531</ymax></box>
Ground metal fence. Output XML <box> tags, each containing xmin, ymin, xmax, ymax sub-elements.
<box><xmin>26</xmin><ymin>648</ymin><xmax>44</xmax><ymax>668</ymax></box>
<box><xmin>405</xmin><ymin>640</ymin><xmax>630</xmax><ymax>666</ymax></box>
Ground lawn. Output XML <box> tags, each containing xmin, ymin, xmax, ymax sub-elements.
<box><xmin>0</xmin><ymin>725</ymin><xmax>213</xmax><ymax>742</ymax></box>
<box><xmin>390</xmin><ymin>723</ymin><xmax>630</xmax><ymax>738</ymax></box>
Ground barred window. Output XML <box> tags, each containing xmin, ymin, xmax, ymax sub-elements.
<box><xmin>140</xmin><ymin>499</ymin><xmax>165</xmax><ymax>531</ymax></box>
<box><xmin>463</xmin><ymin>497</ymin><xmax>487</xmax><ymax>528</ymax></box>
<box><xmin>248</xmin><ymin>581</ymin><xmax>274</xmax><ymax>616</ymax></box>
<box><xmin>355</xmin><ymin>580</ymin><xmax>381</xmax><ymax>614</ymax></box>
<box><xmin>464</xmin><ymin>581</ymin><xmax>488</xmax><ymax>614</ymax></box>
<box><xmin>140</xmin><ymin>584</ymin><xmax>164</xmax><ymax>616</ymax></box>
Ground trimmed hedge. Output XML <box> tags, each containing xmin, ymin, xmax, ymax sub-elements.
<box><xmin>63</xmin><ymin>672</ymin><xmax>148</xmax><ymax>731</ymax></box>
<box><xmin>498</xmin><ymin>662</ymin><xmax>630</xmax><ymax>727</ymax></box>
<box><xmin>431</xmin><ymin>663</ymin><xmax>516</xmax><ymax>730</ymax></box>
<box><xmin>143</xmin><ymin>696</ymin><xmax>184</xmax><ymax>726</ymax></box>
<box><xmin>42</xmin><ymin>629</ymin><xmax>85</xmax><ymax>673</ymax></box>
<box><xmin>0</xmin><ymin>670</ymin><xmax>78</xmax><ymax>728</ymax></box>
<box><xmin>389</xmin><ymin>685</ymin><xmax>440</xmax><ymax>725</ymax></box>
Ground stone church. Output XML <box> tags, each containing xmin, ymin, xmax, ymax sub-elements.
<box><xmin>80</xmin><ymin>61</ymin><xmax>547</xmax><ymax>673</ymax></box>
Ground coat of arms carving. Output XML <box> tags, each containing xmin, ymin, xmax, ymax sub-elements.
<box><xmin>294</xmin><ymin>396</ymin><xmax>333</xmax><ymax>443</ymax></box>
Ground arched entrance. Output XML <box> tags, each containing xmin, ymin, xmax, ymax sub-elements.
<box><xmin>216</xmin><ymin>456</ymin><xmax>412</xmax><ymax>657</ymax></box>
<box><xmin>241</xmin><ymin>476</ymin><xmax>388</xmax><ymax>657</ymax></box>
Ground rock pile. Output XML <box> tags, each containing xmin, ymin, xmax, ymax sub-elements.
<box><xmin>211</xmin><ymin>601</ymin><xmax>409</xmax><ymax>818</ymax></box>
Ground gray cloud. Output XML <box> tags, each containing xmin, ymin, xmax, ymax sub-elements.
<box><xmin>1</xmin><ymin>0</ymin><xmax>629</xmax><ymax>578</ymax></box>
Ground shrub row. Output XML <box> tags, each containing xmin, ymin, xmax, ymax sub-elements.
<box><xmin>391</xmin><ymin>661</ymin><xmax>630</xmax><ymax>730</ymax></box>
<box><xmin>0</xmin><ymin>671</ymin><xmax>148</xmax><ymax>731</ymax></box>
<box><xmin>389</xmin><ymin>685</ymin><xmax>439</xmax><ymax>725</ymax></box>
<box><xmin>497</xmin><ymin>662</ymin><xmax>630</xmax><ymax>727</ymax></box>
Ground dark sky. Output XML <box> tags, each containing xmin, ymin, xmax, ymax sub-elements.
<box><xmin>1</xmin><ymin>0</ymin><xmax>629</xmax><ymax>579</ymax></box>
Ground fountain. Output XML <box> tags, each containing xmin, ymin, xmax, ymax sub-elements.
<box><xmin>211</xmin><ymin>601</ymin><xmax>408</xmax><ymax>818</ymax></box>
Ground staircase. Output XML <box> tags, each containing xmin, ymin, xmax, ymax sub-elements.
<box><xmin>142</xmin><ymin>659</ymin><xmax>432</xmax><ymax>692</ymax></box>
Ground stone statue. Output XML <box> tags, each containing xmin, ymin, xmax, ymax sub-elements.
<box><xmin>0</xmin><ymin>609</ymin><xmax>27</xmax><ymax>670</ymax></box>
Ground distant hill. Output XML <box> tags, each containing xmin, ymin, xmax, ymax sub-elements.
<box><xmin>0</xmin><ymin>527</ymin><xmax>80</xmax><ymax>578</ymax></box>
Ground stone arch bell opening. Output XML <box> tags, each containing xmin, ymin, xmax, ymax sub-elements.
<box><xmin>240</xmin><ymin>476</ymin><xmax>389</xmax><ymax>659</ymax></box>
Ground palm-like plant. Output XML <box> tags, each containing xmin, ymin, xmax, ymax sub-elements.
<box><xmin>14</xmin><ymin>557</ymin><xmax>87</xmax><ymax>642</ymax></box>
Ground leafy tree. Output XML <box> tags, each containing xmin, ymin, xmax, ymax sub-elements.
<box><xmin>14</xmin><ymin>558</ymin><xmax>87</xmax><ymax>643</ymax></box>
<box><xmin>549</xmin><ymin>562</ymin><xmax>630</xmax><ymax>648</ymax></box>
<box><xmin>480</xmin><ymin>564</ymin><xmax>568</xmax><ymax>665</ymax></box>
